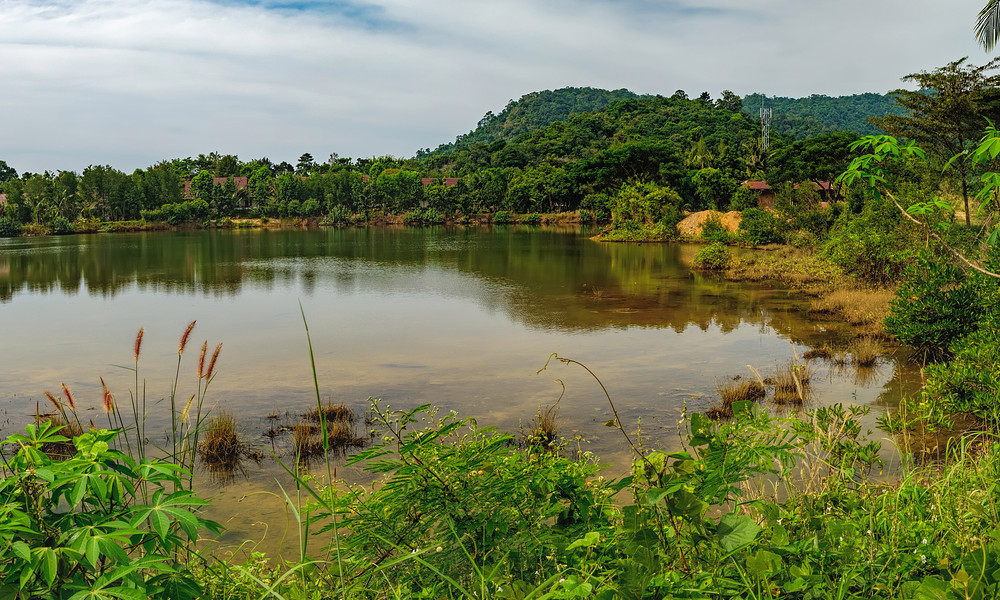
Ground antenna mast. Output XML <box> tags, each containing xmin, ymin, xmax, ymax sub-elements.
<box><xmin>760</xmin><ymin>100</ymin><xmax>772</xmax><ymax>151</ymax></box>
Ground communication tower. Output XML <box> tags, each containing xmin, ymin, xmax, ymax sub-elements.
<box><xmin>760</xmin><ymin>102</ymin><xmax>772</xmax><ymax>151</ymax></box>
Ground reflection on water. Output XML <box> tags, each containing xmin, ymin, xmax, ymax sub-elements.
<box><xmin>0</xmin><ymin>226</ymin><xmax>921</xmax><ymax>558</ymax></box>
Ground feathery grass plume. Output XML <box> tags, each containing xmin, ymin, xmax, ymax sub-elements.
<box><xmin>134</xmin><ymin>327</ymin><xmax>144</xmax><ymax>361</ymax></box>
<box><xmin>178</xmin><ymin>320</ymin><xmax>196</xmax><ymax>356</ymax></box>
<box><xmin>180</xmin><ymin>394</ymin><xmax>196</xmax><ymax>425</ymax></box>
<box><xmin>44</xmin><ymin>391</ymin><xmax>61</xmax><ymax>411</ymax></box>
<box><xmin>61</xmin><ymin>383</ymin><xmax>76</xmax><ymax>411</ymax></box>
<box><xmin>205</xmin><ymin>343</ymin><xmax>222</xmax><ymax>381</ymax></box>
<box><xmin>197</xmin><ymin>341</ymin><xmax>208</xmax><ymax>379</ymax></box>
<box><xmin>100</xmin><ymin>377</ymin><xmax>114</xmax><ymax>413</ymax></box>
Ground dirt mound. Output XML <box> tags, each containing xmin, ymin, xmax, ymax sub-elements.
<box><xmin>676</xmin><ymin>210</ymin><xmax>742</xmax><ymax>238</ymax></box>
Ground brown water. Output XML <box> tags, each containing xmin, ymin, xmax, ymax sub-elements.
<box><xmin>0</xmin><ymin>226</ymin><xmax>921</xmax><ymax>558</ymax></box>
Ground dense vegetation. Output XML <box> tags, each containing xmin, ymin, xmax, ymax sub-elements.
<box><xmin>9</xmin><ymin>42</ymin><xmax>1000</xmax><ymax>597</ymax></box>
<box><xmin>742</xmin><ymin>92</ymin><xmax>905</xmax><ymax>139</ymax></box>
<box><xmin>0</xmin><ymin>87</ymin><xmax>889</xmax><ymax>238</ymax></box>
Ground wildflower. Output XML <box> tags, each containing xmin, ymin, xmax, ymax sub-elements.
<box><xmin>435</xmin><ymin>546</ymin><xmax>442</xmax><ymax>553</ymax></box>
<box><xmin>776</xmin><ymin>518</ymin><xmax>782</xmax><ymax>525</ymax></box>
<box><xmin>559</xmin><ymin>578</ymin><xmax>565</xmax><ymax>583</ymax></box>
<box><xmin>921</xmin><ymin>555</ymin><xmax>927</xmax><ymax>564</ymax></box>
<box><xmin>477</xmin><ymin>469</ymin><xmax>484</xmax><ymax>476</ymax></box>
<box><xmin>867</xmin><ymin>529</ymin><xmax>872</xmax><ymax>535</ymax></box>
<box><xmin>922</xmin><ymin>538</ymin><xmax>927</xmax><ymax>545</ymax></box>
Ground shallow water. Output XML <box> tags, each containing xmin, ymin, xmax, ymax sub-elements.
<box><xmin>0</xmin><ymin>226</ymin><xmax>920</xmax><ymax>558</ymax></box>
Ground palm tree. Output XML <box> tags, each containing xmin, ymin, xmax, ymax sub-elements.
<box><xmin>977</xmin><ymin>0</ymin><xmax>1000</xmax><ymax>51</ymax></box>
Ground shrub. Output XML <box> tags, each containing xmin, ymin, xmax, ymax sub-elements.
<box><xmin>321</xmin><ymin>205</ymin><xmax>354</xmax><ymax>226</ymax></box>
<box><xmin>493</xmin><ymin>210</ymin><xmax>513</xmax><ymax>224</ymax></box>
<box><xmin>49</xmin><ymin>215</ymin><xmax>74</xmax><ymax>235</ymax></box>
<box><xmin>522</xmin><ymin>212</ymin><xmax>542</xmax><ymax>225</ymax></box>
<box><xmin>738</xmin><ymin>208</ymin><xmax>783</xmax><ymax>245</ymax></box>
<box><xmin>693</xmin><ymin>242</ymin><xmax>731</xmax><ymax>269</ymax></box>
<box><xmin>0</xmin><ymin>216</ymin><xmax>19</xmax><ymax>237</ymax></box>
<box><xmin>700</xmin><ymin>214</ymin><xmax>731</xmax><ymax>243</ymax></box>
<box><xmin>0</xmin><ymin>424</ymin><xmax>221</xmax><ymax>598</ymax></box>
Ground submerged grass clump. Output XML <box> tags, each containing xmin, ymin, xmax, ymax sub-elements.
<box><xmin>293</xmin><ymin>403</ymin><xmax>367</xmax><ymax>459</ymax></box>
<box><xmin>772</xmin><ymin>361</ymin><xmax>813</xmax><ymax>404</ymax></box>
<box><xmin>850</xmin><ymin>336</ymin><xmax>884</xmax><ymax>368</ymax></box>
<box><xmin>520</xmin><ymin>403</ymin><xmax>559</xmax><ymax>450</ymax></box>
<box><xmin>706</xmin><ymin>379</ymin><xmax>767</xmax><ymax>420</ymax></box>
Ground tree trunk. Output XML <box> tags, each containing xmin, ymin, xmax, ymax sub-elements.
<box><xmin>962</xmin><ymin>178</ymin><xmax>971</xmax><ymax>227</ymax></box>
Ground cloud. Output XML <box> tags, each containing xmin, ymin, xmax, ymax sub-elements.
<box><xmin>0</xmin><ymin>0</ymin><xmax>990</xmax><ymax>173</ymax></box>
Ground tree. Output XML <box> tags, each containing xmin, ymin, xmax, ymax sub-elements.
<box><xmin>715</xmin><ymin>90</ymin><xmax>742</xmax><ymax>113</ymax></box>
<box><xmin>870</xmin><ymin>57</ymin><xmax>1000</xmax><ymax>226</ymax></box>
<box><xmin>0</xmin><ymin>160</ymin><xmax>17</xmax><ymax>183</ymax></box>
<box><xmin>297</xmin><ymin>153</ymin><xmax>316</xmax><ymax>173</ymax></box>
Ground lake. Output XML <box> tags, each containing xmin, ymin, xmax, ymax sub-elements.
<box><xmin>0</xmin><ymin>226</ymin><xmax>919</xmax><ymax>556</ymax></box>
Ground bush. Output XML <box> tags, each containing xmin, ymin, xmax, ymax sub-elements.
<box><xmin>49</xmin><ymin>215</ymin><xmax>74</xmax><ymax>235</ymax></box>
<box><xmin>522</xmin><ymin>212</ymin><xmax>542</xmax><ymax>225</ymax></box>
<box><xmin>321</xmin><ymin>205</ymin><xmax>354</xmax><ymax>226</ymax></box>
<box><xmin>701</xmin><ymin>214</ymin><xmax>731</xmax><ymax>243</ymax></box>
<box><xmin>493</xmin><ymin>210</ymin><xmax>513</xmax><ymax>224</ymax></box>
<box><xmin>0</xmin><ymin>217</ymin><xmax>19</xmax><ymax>237</ymax></box>
<box><xmin>0</xmin><ymin>424</ymin><xmax>220</xmax><ymax>597</ymax></box>
<box><xmin>738</xmin><ymin>208</ymin><xmax>783</xmax><ymax>246</ymax></box>
<box><xmin>729</xmin><ymin>185</ymin><xmax>759</xmax><ymax>212</ymax></box>
<box><xmin>693</xmin><ymin>242</ymin><xmax>731</xmax><ymax>269</ymax></box>
<box><xmin>884</xmin><ymin>254</ymin><xmax>985</xmax><ymax>361</ymax></box>
<box><xmin>821</xmin><ymin>199</ymin><xmax>911</xmax><ymax>284</ymax></box>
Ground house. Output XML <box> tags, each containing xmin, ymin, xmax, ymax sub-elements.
<box><xmin>183</xmin><ymin>177</ymin><xmax>249</xmax><ymax>199</ymax></box>
<box><xmin>741</xmin><ymin>180</ymin><xmax>834</xmax><ymax>209</ymax></box>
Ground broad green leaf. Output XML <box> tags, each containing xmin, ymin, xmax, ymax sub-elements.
<box><xmin>566</xmin><ymin>531</ymin><xmax>601</xmax><ymax>551</ymax></box>
<box><xmin>716</xmin><ymin>513</ymin><xmax>760</xmax><ymax>553</ymax></box>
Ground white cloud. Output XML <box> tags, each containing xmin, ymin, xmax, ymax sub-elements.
<box><xmin>0</xmin><ymin>0</ymin><xmax>990</xmax><ymax>173</ymax></box>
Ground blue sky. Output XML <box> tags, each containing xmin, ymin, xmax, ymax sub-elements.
<box><xmin>0</xmin><ymin>0</ymin><xmax>991</xmax><ymax>173</ymax></box>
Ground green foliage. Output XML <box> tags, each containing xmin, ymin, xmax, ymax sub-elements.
<box><xmin>0</xmin><ymin>216</ymin><xmax>19</xmax><ymax>237</ymax></box>
<box><xmin>492</xmin><ymin>210</ymin><xmax>514</xmax><ymax>224</ymax></box>
<box><xmin>729</xmin><ymin>185</ymin><xmax>758</xmax><ymax>212</ymax></box>
<box><xmin>522</xmin><ymin>212</ymin><xmax>542</xmax><ymax>225</ymax></box>
<box><xmin>699</xmin><ymin>214</ymin><xmax>731</xmax><ymax>243</ymax></box>
<box><xmin>820</xmin><ymin>196</ymin><xmax>912</xmax><ymax>284</ymax></box>
<box><xmin>305</xmin><ymin>402</ymin><xmax>613</xmax><ymax>595</ymax></box>
<box><xmin>885</xmin><ymin>253</ymin><xmax>986</xmax><ymax>361</ymax></box>
<box><xmin>0</xmin><ymin>424</ymin><xmax>220</xmax><ymax>599</ymax></box>
<box><xmin>738</xmin><ymin>208</ymin><xmax>783</xmax><ymax>246</ymax></box>
<box><xmin>320</xmin><ymin>205</ymin><xmax>355</xmax><ymax>226</ymax></box>
<box><xmin>141</xmin><ymin>200</ymin><xmax>211</xmax><ymax>225</ymax></box>
<box><xmin>743</xmin><ymin>92</ymin><xmax>905</xmax><ymax>139</ymax></box>
<box><xmin>49</xmin><ymin>215</ymin><xmax>74</xmax><ymax>235</ymax></box>
<box><xmin>692</xmin><ymin>242</ymin><xmax>731</xmax><ymax>269</ymax></box>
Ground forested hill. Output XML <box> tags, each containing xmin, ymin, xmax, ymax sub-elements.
<box><xmin>421</xmin><ymin>87</ymin><xmax>642</xmax><ymax>157</ymax></box>
<box><xmin>742</xmin><ymin>92</ymin><xmax>904</xmax><ymax>139</ymax></box>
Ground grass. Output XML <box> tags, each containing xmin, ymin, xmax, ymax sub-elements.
<box><xmin>849</xmin><ymin>336</ymin><xmax>884</xmax><ymax>368</ymax></box>
<box><xmin>810</xmin><ymin>287</ymin><xmax>896</xmax><ymax>332</ymax></box>
<box><xmin>292</xmin><ymin>403</ymin><xmax>367</xmax><ymax>459</ymax></box>
<box><xmin>521</xmin><ymin>403</ymin><xmax>559</xmax><ymax>450</ymax></box>
<box><xmin>198</xmin><ymin>411</ymin><xmax>258</xmax><ymax>478</ymax></box>
<box><xmin>771</xmin><ymin>360</ymin><xmax>813</xmax><ymax>404</ymax></box>
<box><xmin>706</xmin><ymin>379</ymin><xmax>766</xmax><ymax>420</ymax></box>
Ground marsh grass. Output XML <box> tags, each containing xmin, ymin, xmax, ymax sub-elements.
<box><xmin>198</xmin><ymin>411</ymin><xmax>261</xmax><ymax>481</ymax></box>
<box><xmin>771</xmin><ymin>361</ymin><xmax>814</xmax><ymax>404</ymax></box>
<box><xmin>520</xmin><ymin>403</ymin><xmax>559</xmax><ymax>450</ymax></box>
<box><xmin>706</xmin><ymin>380</ymin><xmax>766</xmax><ymax>419</ymax></box>
<box><xmin>292</xmin><ymin>404</ymin><xmax>366</xmax><ymax>459</ymax></box>
<box><xmin>809</xmin><ymin>287</ymin><xmax>895</xmax><ymax>333</ymax></box>
<box><xmin>850</xmin><ymin>336</ymin><xmax>884</xmax><ymax>368</ymax></box>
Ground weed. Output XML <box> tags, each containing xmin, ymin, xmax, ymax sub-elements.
<box><xmin>772</xmin><ymin>360</ymin><xmax>813</xmax><ymax>404</ymax></box>
<box><xmin>707</xmin><ymin>380</ymin><xmax>766</xmax><ymax>419</ymax></box>
<box><xmin>850</xmin><ymin>336</ymin><xmax>883</xmax><ymax>367</ymax></box>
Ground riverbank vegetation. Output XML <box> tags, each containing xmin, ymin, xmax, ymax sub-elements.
<box><xmin>8</xmin><ymin>34</ymin><xmax>1000</xmax><ymax>596</ymax></box>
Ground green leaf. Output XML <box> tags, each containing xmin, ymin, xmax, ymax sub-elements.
<box><xmin>716</xmin><ymin>513</ymin><xmax>760</xmax><ymax>553</ymax></box>
<box><xmin>914</xmin><ymin>576</ymin><xmax>950</xmax><ymax>600</ymax></box>
<box><xmin>746</xmin><ymin>548</ymin><xmax>782</xmax><ymax>577</ymax></box>
<box><xmin>11</xmin><ymin>540</ymin><xmax>30</xmax><ymax>561</ymax></box>
<box><xmin>566</xmin><ymin>531</ymin><xmax>601</xmax><ymax>551</ymax></box>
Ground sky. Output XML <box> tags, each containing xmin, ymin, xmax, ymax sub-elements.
<box><xmin>0</xmin><ymin>0</ymin><xmax>993</xmax><ymax>174</ymax></box>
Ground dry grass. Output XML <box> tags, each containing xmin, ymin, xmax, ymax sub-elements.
<box><xmin>810</xmin><ymin>287</ymin><xmax>895</xmax><ymax>331</ymax></box>
<box><xmin>706</xmin><ymin>380</ymin><xmax>767</xmax><ymax>420</ymax></box>
<box><xmin>303</xmin><ymin>402</ymin><xmax>355</xmax><ymax>424</ymax></box>
<box><xmin>35</xmin><ymin>413</ymin><xmax>83</xmax><ymax>458</ymax></box>
<box><xmin>199</xmin><ymin>412</ymin><xmax>243</xmax><ymax>471</ymax></box>
<box><xmin>802</xmin><ymin>346</ymin><xmax>833</xmax><ymax>360</ymax></box>
<box><xmin>849</xmin><ymin>336</ymin><xmax>883</xmax><ymax>368</ymax></box>
<box><xmin>771</xmin><ymin>361</ymin><xmax>814</xmax><ymax>405</ymax></box>
<box><xmin>293</xmin><ymin>404</ymin><xmax>366</xmax><ymax>459</ymax></box>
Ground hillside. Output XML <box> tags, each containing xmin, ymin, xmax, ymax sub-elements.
<box><xmin>742</xmin><ymin>92</ymin><xmax>903</xmax><ymax>139</ymax></box>
<box><xmin>422</xmin><ymin>87</ymin><xmax>642</xmax><ymax>157</ymax></box>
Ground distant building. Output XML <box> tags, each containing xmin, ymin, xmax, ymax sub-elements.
<box><xmin>741</xmin><ymin>180</ymin><xmax>833</xmax><ymax>209</ymax></box>
<box><xmin>183</xmin><ymin>177</ymin><xmax>249</xmax><ymax>199</ymax></box>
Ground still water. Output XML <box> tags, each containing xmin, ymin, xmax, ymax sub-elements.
<box><xmin>0</xmin><ymin>226</ymin><xmax>918</xmax><ymax>556</ymax></box>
